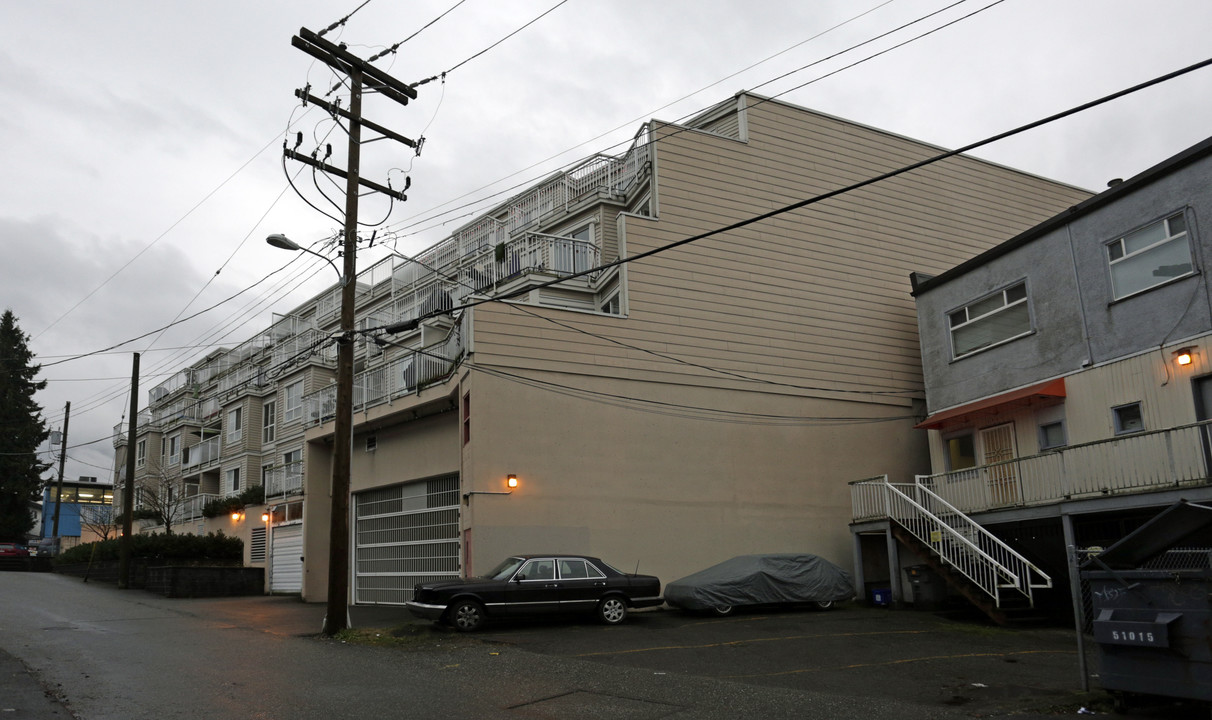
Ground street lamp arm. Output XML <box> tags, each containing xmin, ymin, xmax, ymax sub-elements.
<box><xmin>266</xmin><ymin>234</ymin><xmax>346</xmax><ymax>285</ymax></box>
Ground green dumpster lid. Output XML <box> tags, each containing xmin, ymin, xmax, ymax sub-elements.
<box><xmin>1085</xmin><ymin>500</ymin><xmax>1212</xmax><ymax>570</ymax></box>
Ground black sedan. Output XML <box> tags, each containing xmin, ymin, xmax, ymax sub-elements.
<box><xmin>405</xmin><ymin>554</ymin><xmax>662</xmax><ymax>632</ymax></box>
<box><xmin>665</xmin><ymin>553</ymin><xmax>854</xmax><ymax>616</ymax></box>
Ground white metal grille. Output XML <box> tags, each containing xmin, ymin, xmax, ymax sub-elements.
<box><xmin>353</xmin><ymin>475</ymin><xmax>460</xmax><ymax>604</ymax></box>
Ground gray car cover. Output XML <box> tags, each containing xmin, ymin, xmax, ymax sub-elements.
<box><xmin>664</xmin><ymin>554</ymin><xmax>854</xmax><ymax>610</ymax></box>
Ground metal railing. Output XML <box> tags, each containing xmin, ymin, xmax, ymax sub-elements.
<box><xmin>918</xmin><ymin>421</ymin><xmax>1212</xmax><ymax>516</ymax></box>
<box><xmin>851</xmin><ymin>476</ymin><xmax>1051</xmax><ymax>608</ymax></box>
<box><xmin>265</xmin><ymin>462</ymin><xmax>304</xmax><ymax>499</ymax></box>
<box><xmin>303</xmin><ymin>316</ymin><xmax>466</xmax><ymax>428</ymax></box>
<box><xmin>177</xmin><ymin>493</ymin><xmax>221</xmax><ymax>522</ymax></box>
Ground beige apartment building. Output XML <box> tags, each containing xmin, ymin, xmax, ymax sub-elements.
<box><xmin>113</xmin><ymin>93</ymin><xmax>1090</xmax><ymax>604</ymax></box>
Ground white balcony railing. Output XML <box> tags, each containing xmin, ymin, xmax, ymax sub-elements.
<box><xmin>177</xmin><ymin>493</ymin><xmax>221</xmax><ymax>522</ymax></box>
<box><xmin>857</xmin><ymin>421</ymin><xmax>1212</xmax><ymax>521</ymax></box>
<box><xmin>303</xmin><ymin>316</ymin><xmax>466</xmax><ymax>428</ymax></box>
<box><xmin>265</xmin><ymin>462</ymin><xmax>304</xmax><ymax>499</ymax></box>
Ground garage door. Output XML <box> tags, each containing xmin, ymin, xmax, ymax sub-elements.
<box><xmin>354</xmin><ymin>474</ymin><xmax>461</xmax><ymax>605</ymax></box>
<box><xmin>270</xmin><ymin>523</ymin><xmax>304</xmax><ymax>594</ymax></box>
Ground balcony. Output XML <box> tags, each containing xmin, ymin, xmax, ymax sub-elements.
<box><xmin>181</xmin><ymin>437</ymin><xmax>221</xmax><ymax>472</ymax></box>
<box><xmin>852</xmin><ymin>421</ymin><xmax>1212</xmax><ymax>522</ymax></box>
<box><xmin>303</xmin><ymin>315</ymin><xmax>466</xmax><ymax>428</ymax></box>
<box><xmin>177</xmin><ymin>493</ymin><xmax>221</xmax><ymax>522</ymax></box>
<box><xmin>265</xmin><ymin>462</ymin><xmax>304</xmax><ymax>499</ymax></box>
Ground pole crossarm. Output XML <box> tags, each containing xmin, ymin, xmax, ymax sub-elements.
<box><xmin>293</xmin><ymin>27</ymin><xmax>418</xmax><ymax>106</ymax></box>
<box><xmin>294</xmin><ymin>89</ymin><xmax>418</xmax><ymax>149</ymax></box>
<box><xmin>284</xmin><ymin>148</ymin><xmax>407</xmax><ymax>201</ymax></box>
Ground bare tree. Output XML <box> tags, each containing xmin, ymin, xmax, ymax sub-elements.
<box><xmin>135</xmin><ymin>468</ymin><xmax>185</xmax><ymax>535</ymax></box>
<box><xmin>79</xmin><ymin>504</ymin><xmax>118</xmax><ymax>542</ymax></box>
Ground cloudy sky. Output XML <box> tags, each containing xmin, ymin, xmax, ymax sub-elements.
<box><xmin>3</xmin><ymin>0</ymin><xmax>1211</xmax><ymax>484</ymax></box>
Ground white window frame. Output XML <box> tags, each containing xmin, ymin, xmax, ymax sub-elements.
<box><xmin>284</xmin><ymin>381</ymin><xmax>304</xmax><ymax>423</ymax></box>
<box><xmin>1107</xmin><ymin>212</ymin><xmax>1193</xmax><ymax>300</ymax></box>
<box><xmin>948</xmin><ymin>281</ymin><xmax>1032</xmax><ymax>360</ymax></box>
<box><xmin>262</xmin><ymin>400</ymin><xmax>276</xmax><ymax>444</ymax></box>
<box><xmin>226</xmin><ymin>467</ymin><xmax>241</xmax><ymax>495</ymax></box>
<box><xmin>1038</xmin><ymin>420</ymin><xmax>1067</xmax><ymax>450</ymax></box>
<box><xmin>943</xmin><ymin>430</ymin><xmax>976</xmax><ymax>472</ymax></box>
<box><xmin>136</xmin><ymin>439</ymin><xmax>146</xmax><ymax>468</ymax></box>
<box><xmin>168</xmin><ymin>434</ymin><xmax>181</xmax><ymax>466</ymax></box>
<box><xmin>227</xmin><ymin>407</ymin><xmax>243</xmax><ymax>444</ymax></box>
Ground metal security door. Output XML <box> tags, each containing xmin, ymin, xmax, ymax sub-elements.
<box><xmin>981</xmin><ymin>423</ymin><xmax>1020</xmax><ymax>506</ymax></box>
<box><xmin>354</xmin><ymin>475</ymin><xmax>461</xmax><ymax>605</ymax></box>
<box><xmin>270</xmin><ymin>523</ymin><xmax>304</xmax><ymax>593</ymax></box>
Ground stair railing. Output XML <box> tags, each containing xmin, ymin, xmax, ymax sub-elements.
<box><xmin>852</xmin><ymin>476</ymin><xmax>1050</xmax><ymax>608</ymax></box>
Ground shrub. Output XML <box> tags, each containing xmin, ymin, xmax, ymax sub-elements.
<box><xmin>201</xmin><ymin>486</ymin><xmax>266</xmax><ymax>519</ymax></box>
<box><xmin>55</xmin><ymin>531</ymin><xmax>243</xmax><ymax>565</ymax></box>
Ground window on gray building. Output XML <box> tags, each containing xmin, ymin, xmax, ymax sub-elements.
<box><xmin>949</xmin><ymin>281</ymin><xmax>1031</xmax><ymax>359</ymax></box>
<box><xmin>1107</xmin><ymin>212</ymin><xmax>1192</xmax><ymax>299</ymax></box>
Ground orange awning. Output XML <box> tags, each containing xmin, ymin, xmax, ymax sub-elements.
<box><xmin>915</xmin><ymin>378</ymin><xmax>1066</xmax><ymax>430</ymax></box>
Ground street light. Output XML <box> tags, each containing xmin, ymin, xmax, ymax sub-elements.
<box><xmin>267</xmin><ymin>234</ymin><xmax>346</xmax><ymax>285</ymax></box>
<box><xmin>267</xmin><ymin>232</ymin><xmax>355</xmax><ymax>634</ymax></box>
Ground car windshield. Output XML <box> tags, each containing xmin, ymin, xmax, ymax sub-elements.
<box><xmin>485</xmin><ymin>557</ymin><xmax>526</xmax><ymax>581</ymax></box>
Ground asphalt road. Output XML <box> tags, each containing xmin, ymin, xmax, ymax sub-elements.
<box><xmin>0</xmin><ymin>571</ymin><xmax>1195</xmax><ymax>719</ymax></box>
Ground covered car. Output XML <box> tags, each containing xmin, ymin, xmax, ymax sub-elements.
<box><xmin>665</xmin><ymin>553</ymin><xmax>854</xmax><ymax>615</ymax></box>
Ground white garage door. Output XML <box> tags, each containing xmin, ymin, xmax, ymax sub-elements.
<box><xmin>354</xmin><ymin>475</ymin><xmax>461</xmax><ymax>605</ymax></box>
<box><xmin>270</xmin><ymin>523</ymin><xmax>304</xmax><ymax>594</ymax></box>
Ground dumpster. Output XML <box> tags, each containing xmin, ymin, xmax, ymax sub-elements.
<box><xmin>1081</xmin><ymin>500</ymin><xmax>1212</xmax><ymax>710</ymax></box>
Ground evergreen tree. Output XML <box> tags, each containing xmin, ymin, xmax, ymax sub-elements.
<box><xmin>0</xmin><ymin>310</ymin><xmax>50</xmax><ymax>541</ymax></box>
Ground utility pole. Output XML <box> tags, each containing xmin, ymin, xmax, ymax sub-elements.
<box><xmin>50</xmin><ymin>401</ymin><xmax>70</xmax><ymax>544</ymax></box>
<box><xmin>287</xmin><ymin>27</ymin><xmax>417</xmax><ymax>635</ymax></box>
<box><xmin>118</xmin><ymin>353</ymin><xmax>139</xmax><ymax>589</ymax></box>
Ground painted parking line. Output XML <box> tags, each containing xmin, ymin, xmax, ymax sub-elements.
<box><xmin>572</xmin><ymin>629</ymin><xmax>933</xmax><ymax>658</ymax></box>
<box><xmin>720</xmin><ymin>649</ymin><xmax>1077</xmax><ymax>679</ymax></box>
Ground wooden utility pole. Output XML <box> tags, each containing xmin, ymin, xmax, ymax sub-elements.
<box><xmin>118</xmin><ymin>353</ymin><xmax>139</xmax><ymax>589</ymax></box>
<box><xmin>50</xmin><ymin>401</ymin><xmax>70</xmax><ymax>542</ymax></box>
<box><xmin>287</xmin><ymin>27</ymin><xmax>416</xmax><ymax>635</ymax></box>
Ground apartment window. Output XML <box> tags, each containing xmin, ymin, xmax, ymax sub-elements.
<box><xmin>226</xmin><ymin>467</ymin><xmax>241</xmax><ymax>494</ymax></box>
<box><xmin>1113</xmin><ymin>403</ymin><xmax>1145</xmax><ymax>435</ymax></box>
<box><xmin>949</xmin><ymin>282</ymin><xmax>1031</xmax><ymax>359</ymax></box>
<box><xmin>227</xmin><ymin>407</ymin><xmax>243</xmax><ymax>444</ymax></box>
<box><xmin>262</xmin><ymin>400</ymin><xmax>276</xmax><ymax>444</ymax></box>
<box><xmin>262</xmin><ymin>463</ymin><xmax>274</xmax><ymax>488</ymax></box>
<box><xmin>944</xmin><ymin>433</ymin><xmax>976</xmax><ymax>471</ymax></box>
<box><xmin>284</xmin><ymin>381</ymin><xmax>303</xmax><ymax>423</ymax></box>
<box><xmin>1107</xmin><ymin>212</ymin><xmax>1192</xmax><ymax>299</ymax></box>
<box><xmin>601</xmin><ymin>294</ymin><xmax>620</xmax><ymax>315</ymax></box>
<box><xmin>1038</xmin><ymin>421</ymin><xmax>1067</xmax><ymax>450</ymax></box>
<box><xmin>462</xmin><ymin>392</ymin><xmax>471</xmax><ymax>445</ymax></box>
<box><xmin>283</xmin><ymin>448</ymin><xmax>302</xmax><ymax>467</ymax></box>
<box><xmin>136</xmin><ymin>440</ymin><xmax>146</xmax><ymax>468</ymax></box>
<box><xmin>168</xmin><ymin>434</ymin><xmax>180</xmax><ymax>466</ymax></box>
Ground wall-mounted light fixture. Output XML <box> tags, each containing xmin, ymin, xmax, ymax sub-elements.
<box><xmin>1174</xmin><ymin>347</ymin><xmax>1196</xmax><ymax>366</ymax></box>
<box><xmin>231</xmin><ymin>511</ymin><xmax>245</xmax><ymax>522</ymax></box>
<box><xmin>464</xmin><ymin>474</ymin><xmax>520</xmax><ymax>504</ymax></box>
<box><xmin>261</xmin><ymin>512</ymin><xmax>270</xmax><ymax>523</ymax></box>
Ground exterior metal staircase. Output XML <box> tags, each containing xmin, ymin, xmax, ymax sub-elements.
<box><xmin>852</xmin><ymin>476</ymin><xmax>1052</xmax><ymax>625</ymax></box>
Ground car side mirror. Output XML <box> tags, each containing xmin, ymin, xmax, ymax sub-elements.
<box><xmin>514</xmin><ymin>574</ymin><xmax>525</xmax><ymax>582</ymax></box>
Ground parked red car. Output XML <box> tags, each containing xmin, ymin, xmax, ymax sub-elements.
<box><xmin>0</xmin><ymin>542</ymin><xmax>30</xmax><ymax>559</ymax></box>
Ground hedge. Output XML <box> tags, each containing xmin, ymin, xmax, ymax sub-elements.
<box><xmin>55</xmin><ymin>531</ymin><xmax>243</xmax><ymax>565</ymax></box>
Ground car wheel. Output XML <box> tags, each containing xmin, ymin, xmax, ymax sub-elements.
<box><xmin>597</xmin><ymin>596</ymin><xmax>628</xmax><ymax>625</ymax></box>
<box><xmin>711</xmin><ymin>605</ymin><xmax>734</xmax><ymax>617</ymax></box>
<box><xmin>813</xmin><ymin>600</ymin><xmax>834</xmax><ymax>611</ymax></box>
<box><xmin>449</xmin><ymin>600</ymin><xmax>485</xmax><ymax>632</ymax></box>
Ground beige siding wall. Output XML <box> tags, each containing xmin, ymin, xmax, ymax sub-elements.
<box><xmin>460</xmin><ymin>369</ymin><xmax>929</xmax><ymax>581</ymax></box>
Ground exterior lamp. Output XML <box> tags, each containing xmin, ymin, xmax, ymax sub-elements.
<box><xmin>463</xmin><ymin>474</ymin><xmax>519</xmax><ymax>504</ymax></box>
<box><xmin>261</xmin><ymin>512</ymin><xmax>270</xmax><ymax>523</ymax></box>
<box><xmin>231</xmin><ymin>511</ymin><xmax>245</xmax><ymax>522</ymax></box>
<box><xmin>1174</xmin><ymin>347</ymin><xmax>1195</xmax><ymax>366</ymax></box>
<box><xmin>266</xmin><ymin>234</ymin><xmax>346</xmax><ymax>285</ymax></box>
